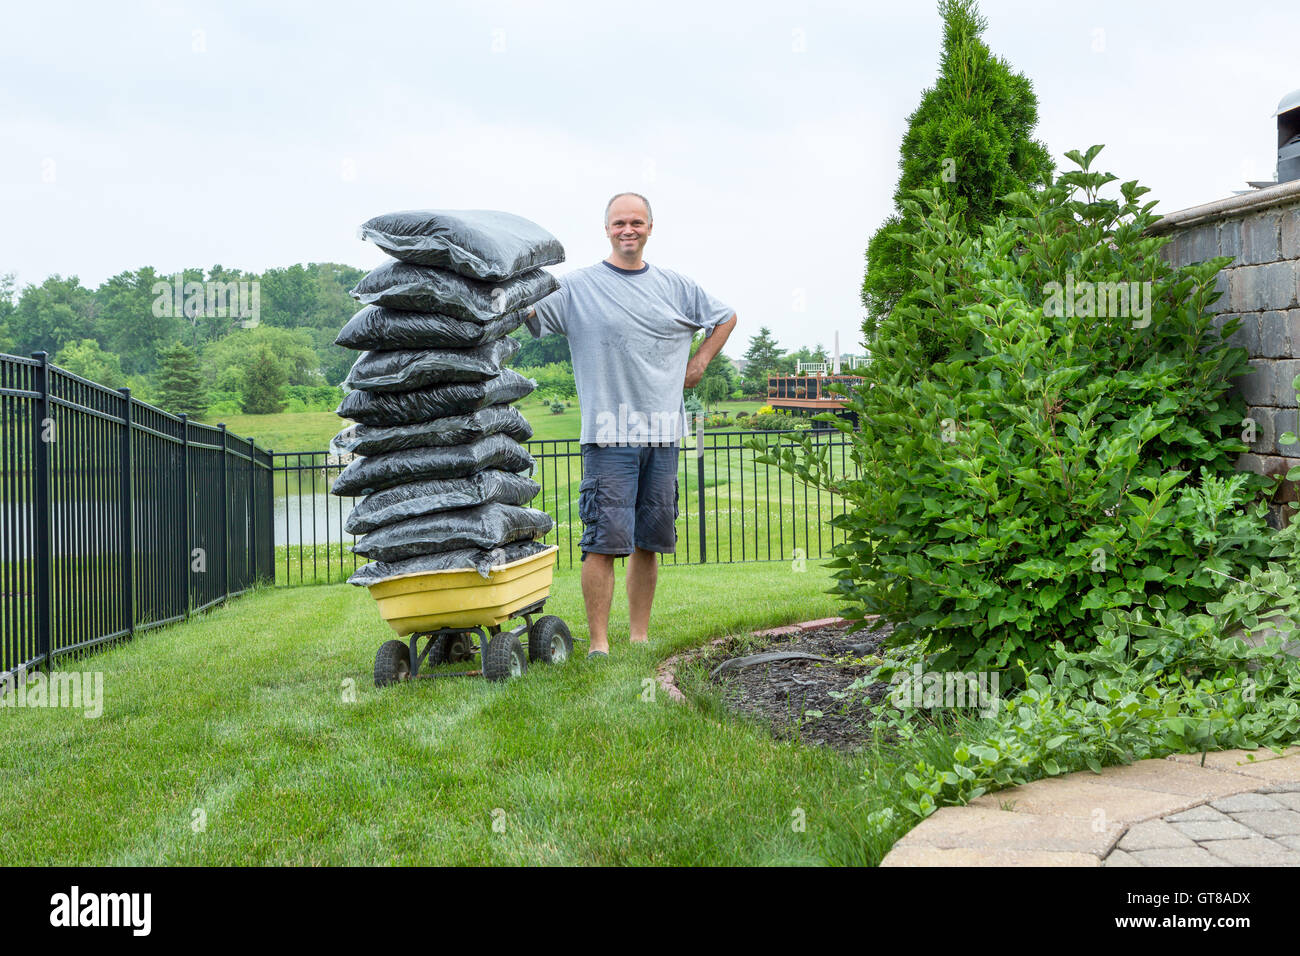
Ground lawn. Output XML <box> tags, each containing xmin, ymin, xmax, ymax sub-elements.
<box><xmin>0</xmin><ymin>559</ymin><xmax>919</xmax><ymax>865</ymax></box>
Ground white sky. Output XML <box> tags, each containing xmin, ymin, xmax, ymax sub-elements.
<box><xmin>2</xmin><ymin>0</ymin><xmax>1298</xmax><ymax>360</ymax></box>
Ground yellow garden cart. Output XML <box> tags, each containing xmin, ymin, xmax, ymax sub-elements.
<box><xmin>365</xmin><ymin>544</ymin><xmax>571</xmax><ymax>685</ymax></box>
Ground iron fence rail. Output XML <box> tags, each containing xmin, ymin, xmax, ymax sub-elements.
<box><xmin>273</xmin><ymin>424</ymin><xmax>860</xmax><ymax>586</ymax></box>
<box><xmin>0</xmin><ymin>352</ymin><xmax>273</xmax><ymax>682</ymax></box>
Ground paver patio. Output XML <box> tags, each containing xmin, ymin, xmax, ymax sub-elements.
<box><xmin>880</xmin><ymin>749</ymin><xmax>1300</xmax><ymax>866</ymax></box>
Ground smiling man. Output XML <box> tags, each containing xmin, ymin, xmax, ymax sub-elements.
<box><xmin>524</xmin><ymin>192</ymin><xmax>737</xmax><ymax>657</ymax></box>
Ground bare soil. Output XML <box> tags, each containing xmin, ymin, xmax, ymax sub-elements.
<box><xmin>699</xmin><ymin>620</ymin><xmax>897</xmax><ymax>751</ymax></box>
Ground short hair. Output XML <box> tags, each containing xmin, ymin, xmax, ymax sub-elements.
<box><xmin>605</xmin><ymin>192</ymin><xmax>653</xmax><ymax>226</ymax></box>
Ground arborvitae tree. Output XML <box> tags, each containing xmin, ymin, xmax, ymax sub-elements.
<box><xmin>157</xmin><ymin>342</ymin><xmax>208</xmax><ymax>416</ymax></box>
<box><xmin>740</xmin><ymin>326</ymin><xmax>783</xmax><ymax>395</ymax></box>
<box><xmin>241</xmin><ymin>347</ymin><xmax>287</xmax><ymax>414</ymax></box>
<box><xmin>861</xmin><ymin>0</ymin><xmax>1052</xmax><ymax>351</ymax></box>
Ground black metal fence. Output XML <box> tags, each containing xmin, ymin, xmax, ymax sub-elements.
<box><xmin>0</xmin><ymin>352</ymin><xmax>274</xmax><ymax>682</ymax></box>
<box><xmin>273</xmin><ymin>425</ymin><xmax>861</xmax><ymax>586</ymax></box>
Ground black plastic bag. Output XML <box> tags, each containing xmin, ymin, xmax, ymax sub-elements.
<box><xmin>344</xmin><ymin>470</ymin><xmax>541</xmax><ymax>535</ymax></box>
<box><xmin>358</xmin><ymin>209</ymin><xmax>565</xmax><ymax>281</ymax></box>
<box><xmin>330</xmin><ymin>404</ymin><xmax>532</xmax><ymax>457</ymax></box>
<box><xmin>331</xmin><ymin>432</ymin><xmax>534</xmax><ymax>496</ymax></box>
<box><xmin>335</xmin><ymin>304</ymin><xmax>527</xmax><ymax>351</ymax></box>
<box><xmin>351</xmin><ymin>503</ymin><xmax>554</xmax><ymax>562</ymax></box>
<box><xmin>343</xmin><ymin>336</ymin><xmax>520</xmax><ymax>392</ymax></box>
<box><xmin>347</xmin><ymin>540</ymin><xmax>552</xmax><ymax>586</ymax></box>
<box><xmin>336</xmin><ymin>368</ymin><xmax>536</xmax><ymax>426</ymax></box>
<box><xmin>351</xmin><ymin>261</ymin><xmax>557</xmax><ymax>321</ymax></box>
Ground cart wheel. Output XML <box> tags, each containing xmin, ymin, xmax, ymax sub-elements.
<box><xmin>528</xmin><ymin>616</ymin><xmax>573</xmax><ymax>664</ymax></box>
<box><xmin>483</xmin><ymin>632</ymin><xmax>527</xmax><ymax>682</ymax></box>
<box><xmin>427</xmin><ymin>632</ymin><xmax>476</xmax><ymax>666</ymax></box>
<box><xmin>374</xmin><ymin>640</ymin><xmax>412</xmax><ymax>687</ymax></box>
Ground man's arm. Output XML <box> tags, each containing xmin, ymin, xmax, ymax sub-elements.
<box><xmin>684</xmin><ymin>313</ymin><xmax>737</xmax><ymax>389</ymax></box>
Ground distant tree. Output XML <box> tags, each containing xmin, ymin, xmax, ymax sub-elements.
<box><xmin>97</xmin><ymin>267</ymin><xmax>178</xmax><ymax>375</ymax></box>
<box><xmin>54</xmin><ymin>338</ymin><xmax>125</xmax><ymax>387</ymax></box>
<box><xmin>0</xmin><ymin>273</ymin><xmax>16</xmax><ymax>353</ymax></box>
<box><xmin>861</xmin><ymin>0</ymin><xmax>1052</xmax><ymax>350</ymax></box>
<box><xmin>688</xmin><ymin>331</ymin><xmax>736</xmax><ymax>411</ymax></box>
<box><xmin>510</xmin><ymin>326</ymin><xmax>572</xmax><ymax>366</ymax></box>
<box><xmin>8</xmin><ymin>275</ymin><xmax>96</xmax><ymax>356</ymax></box>
<box><xmin>241</xmin><ymin>347</ymin><xmax>288</xmax><ymax>414</ymax></box>
<box><xmin>740</xmin><ymin>326</ymin><xmax>783</xmax><ymax>395</ymax></box>
<box><xmin>157</xmin><ymin>343</ymin><xmax>208</xmax><ymax>416</ymax></box>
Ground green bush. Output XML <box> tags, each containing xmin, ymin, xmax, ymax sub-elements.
<box><xmin>755</xmin><ymin>146</ymin><xmax>1277</xmax><ymax>673</ymax></box>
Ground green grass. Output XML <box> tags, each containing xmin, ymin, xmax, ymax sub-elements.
<box><xmin>0</xmin><ymin>559</ymin><xmax>932</xmax><ymax>865</ymax></box>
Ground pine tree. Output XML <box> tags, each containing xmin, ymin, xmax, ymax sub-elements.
<box><xmin>741</xmin><ymin>326</ymin><xmax>783</xmax><ymax>395</ymax></box>
<box><xmin>157</xmin><ymin>342</ymin><xmax>208</xmax><ymax>416</ymax></box>
<box><xmin>240</xmin><ymin>347</ymin><xmax>287</xmax><ymax>415</ymax></box>
<box><xmin>861</xmin><ymin>0</ymin><xmax>1052</xmax><ymax>349</ymax></box>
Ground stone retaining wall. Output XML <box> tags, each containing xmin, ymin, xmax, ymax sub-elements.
<box><xmin>1151</xmin><ymin>179</ymin><xmax>1300</xmax><ymax>526</ymax></box>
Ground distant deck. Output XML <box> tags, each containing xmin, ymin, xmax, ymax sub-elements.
<box><xmin>767</xmin><ymin>373</ymin><xmax>863</xmax><ymax>426</ymax></box>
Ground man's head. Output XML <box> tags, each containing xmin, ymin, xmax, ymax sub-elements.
<box><xmin>604</xmin><ymin>192</ymin><xmax>653</xmax><ymax>262</ymax></box>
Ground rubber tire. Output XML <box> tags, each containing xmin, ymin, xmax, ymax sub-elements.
<box><xmin>528</xmin><ymin>616</ymin><xmax>573</xmax><ymax>664</ymax></box>
<box><xmin>374</xmin><ymin>640</ymin><xmax>412</xmax><ymax>687</ymax></box>
<box><xmin>427</xmin><ymin>632</ymin><xmax>476</xmax><ymax>666</ymax></box>
<box><xmin>483</xmin><ymin>632</ymin><xmax>527</xmax><ymax>682</ymax></box>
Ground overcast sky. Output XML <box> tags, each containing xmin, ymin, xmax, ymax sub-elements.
<box><xmin>2</xmin><ymin>0</ymin><xmax>1298</xmax><ymax>360</ymax></box>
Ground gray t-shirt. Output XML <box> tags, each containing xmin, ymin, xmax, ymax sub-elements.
<box><xmin>525</xmin><ymin>260</ymin><xmax>734</xmax><ymax>446</ymax></box>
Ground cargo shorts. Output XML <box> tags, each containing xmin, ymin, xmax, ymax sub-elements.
<box><xmin>577</xmin><ymin>443</ymin><xmax>680</xmax><ymax>561</ymax></box>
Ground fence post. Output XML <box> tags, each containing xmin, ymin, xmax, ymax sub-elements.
<box><xmin>30</xmin><ymin>352</ymin><xmax>52</xmax><ymax>670</ymax></box>
<box><xmin>219</xmin><ymin>423</ymin><xmax>230</xmax><ymax>602</ymax></box>
<box><xmin>248</xmin><ymin>436</ymin><xmax>257</xmax><ymax>587</ymax></box>
<box><xmin>117</xmin><ymin>388</ymin><xmax>134</xmax><ymax>637</ymax></box>
<box><xmin>180</xmin><ymin>414</ymin><xmax>191</xmax><ymax>619</ymax></box>
<box><xmin>696</xmin><ymin>414</ymin><xmax>706</xmax><ymax>564</ymax></box>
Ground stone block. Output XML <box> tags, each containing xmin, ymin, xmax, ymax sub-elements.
<box><xmin>1220</xmin><ymin>312</ymin><xmax>1258</xmax><ymax>353</ymax></box>
<box><xmin>1275</xmin><ymin>360</ymin><xmax>1300</xmax><ymax>406</ymax></box>
<box><xmin>1200</xmin><ymin>837</ymin><xmax>1300</xmax><ymax>866</ymax></box>
<box><xmin>891</xmin><ymin>806</ymin><xmax>1123</xmax><ymax>855</ymax></box>
<box><xmin>1091</xmin><ymin>760</ymin><xmax>1258</xmax><ymax>799</ymax></box>
<box><xmin>878</xmin><ymin>845</ymin><xmax>1100</xmax><ymax>867</ymax></box>
<box><xmin>1101</xmin><ymin>848</ymin><xmax>1143</xmax><ymax>866</ymax></box>
<box><xmin>1210</xmin><ymin>791</ymin><xmax>1288</xmax><ymax>812</ymax></box>
<box><xmin>1282</xmin><ymin>206</ymin><xmax>1300</xmax><ymax>260</ymax></box>
<box><xmin>1242</xmin><ymin>211</ymin><xmax>1282</xmax><ymax>264</ymax></box>
<box><xmin>1273</xmin><ymin>408</ymin><xmax>1299</xmax><ymax>454</ymax></box>
<box><xmin>967</xmin><ymin>777</ymin><xmax>1204</xmax><ymax>824</ymax></box>
<box><xmin>1166</xmin><ymin>805</ymin><xmax>1232</xmax><ymax>823</ymax></box>
<box><xmin>1218</xmin><ymin>218</ymin><xmax>1244</xmax><ymax>260</ymax></box>
<box><xmin>1228</xmin><ymin>809</ymin><xmax>1300</xmax><ymax>837</ymax></box>
<box><xmin>1182</xmin><ymin>224</ymin><xmax>1219</xmax><ymax>264</ymax></box>
<box><xmin>1166</xmin><ymin>748</ymin><xmax>1300</xmax><ymax>781</ymax></box>
<box><xmin>1126</xmin><ymin>846</ymin><xmax>1231</xmax><ymax>866</ymax></box>
<box><xmin>1259</xmin><ymin>310</ymin><xmax>1292</xmax><ymax>357</ymax></box>
<box><xmin>1246</xmin><ymin>406</ymin><xmax>1275</xmax><ymax>454</ymax></box>
<box><xmin>1288</xmin><ymin>308</ymin><xmax>1300</xmax><ymax>357</ymax></box>
<box><xmin>1117</xmin><ymin>819</ymin><xmax>1197</xmax><ymax>850</ymax></box>
<box><xmin>1168</xmin><ymin>818</ymin><xmax>1256</xmax><ymax>840</ymax></box>
<box><xmin>1237</xmin><ymin>360</ymin><xmax>1272</xmax><ymax>405</ymax></box>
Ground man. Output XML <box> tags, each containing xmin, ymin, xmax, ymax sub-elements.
<box><xmin>524</xmin><ymin>192</ymin><xmax>737</xmax><ymax>658</ymax></box>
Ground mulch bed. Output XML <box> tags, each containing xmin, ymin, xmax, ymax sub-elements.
<box><xmin>699</xmin><ymin>619</ymin><xmax>897</xmax><ymax>751</ymax></box>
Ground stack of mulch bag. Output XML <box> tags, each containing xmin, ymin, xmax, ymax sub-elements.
<box><xmin>330</xmin><ymin>210</ymin><xmax>563</xmax><ymax>585</ymax></box>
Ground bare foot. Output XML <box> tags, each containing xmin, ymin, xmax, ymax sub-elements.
<box><xmin>629</xmin><ymin>635</ymin><xmax>649</xmax><ymax>644</ymax></box>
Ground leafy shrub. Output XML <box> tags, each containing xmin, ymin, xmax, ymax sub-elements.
<box><xmin>754</xmin><ymin>146</ymin><xmax>1277</xmax><ymax>673</ymax></box>
<box><xmin>549</xmin><ymin>399</ymin><xmax>565</xmax><ymax>415</ymax></box>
